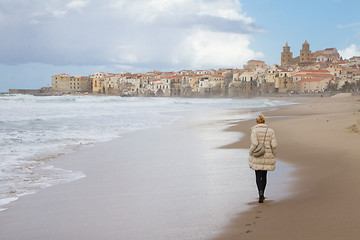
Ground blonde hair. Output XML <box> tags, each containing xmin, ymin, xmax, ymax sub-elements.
<box><xmin>256</xmin><ymin>114</ymin><xmax>265</xmax><ymax>124</ymax></box>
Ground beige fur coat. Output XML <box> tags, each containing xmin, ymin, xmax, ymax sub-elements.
<box><xmin>248</xmin><ymin>124</ymin><xmax>277</xmax><ymax>171</ymax></box>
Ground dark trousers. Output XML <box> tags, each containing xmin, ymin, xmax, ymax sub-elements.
<box><xmin>255</xmin><ymin>170</ymin><xmax>267</xmax><ymax>195</ymax></box>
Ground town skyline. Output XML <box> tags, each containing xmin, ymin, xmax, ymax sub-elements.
<box><xmin>1</xmin><ymin>0</ymin><xmax>360</xmax><ymax>92</ymax></box>
<box><xmin>10</xmin><ymin>41</ymin><xmax>358</xmax><ymax>97</ymax></box>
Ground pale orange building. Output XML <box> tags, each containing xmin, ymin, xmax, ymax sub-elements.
<box><xmin>298</xmin><ymin>78</ymin><xmax>329</xmax><ymax>93</ymax></box>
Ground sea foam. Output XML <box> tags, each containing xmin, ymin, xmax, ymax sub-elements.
<box><xmin>0</xmin><ymin>94</ymin><xmax>289</xmax><ymax>211</ymax></box>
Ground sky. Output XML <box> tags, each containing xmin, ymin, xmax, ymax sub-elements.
<box><xmin>1</xmin><ymin>0</ymin><xmax>360</xmax><ymax>92</ymax></box>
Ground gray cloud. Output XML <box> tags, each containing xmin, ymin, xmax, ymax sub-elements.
<box><xmin>0</xmin><ymin>0</ymin><xmax>264</xmax><ymax>70</ymax></box>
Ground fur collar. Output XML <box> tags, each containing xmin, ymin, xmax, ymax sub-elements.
<box><xmin>251</xmin><ymin>123</ymin><xmax>268</xmax><ymax>130</ymax></box>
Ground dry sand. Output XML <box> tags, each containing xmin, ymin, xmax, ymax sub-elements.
<box><xmin>212</xmin><ymin>95</ymin><xmax>360</xmax><ymax>240</ymax></box>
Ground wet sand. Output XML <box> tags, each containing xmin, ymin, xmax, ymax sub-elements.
<box><xmin>0</xmin><ymin>108</ymin><xmax>269</xmax><ymax>240</ymax></box>
<box><xmin>213</xmin><ymin>95</ymin><xmax>360</xmax><ymax>240</ymax></box>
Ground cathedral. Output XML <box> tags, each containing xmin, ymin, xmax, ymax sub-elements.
<box><xmin>281</xmin><ymin>41</ymin><xmax>340</xmax><ymax>67</ymax></box>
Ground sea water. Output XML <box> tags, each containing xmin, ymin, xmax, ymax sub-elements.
<box><xmin>0</xmin><ymin>94</ymin><xmax>289</xmax><ymax>212</ymax></box>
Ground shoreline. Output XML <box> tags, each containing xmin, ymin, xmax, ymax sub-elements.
<box><xmin>3</xmin><ymin>90</ymin><xmax>356</xmax><ymax>98</ymax></box>
<box><xmin>212</xmin><ymin>95</ymin><xmax>360</xmax><ymax>239</ymax></box>
<box><xmin>0</xmin><ymin>105</ymin><xmax>276</xmax><ymax>240</ymax></box>
<box><xmin>1</xmin><ymin>95</ymin><xmax>359</xmax><ymax>239</ymax></box>
<box><xmin>0</xmin><ymin>96</ymin><xmax>289</xmax><ymax>215</ymax></box>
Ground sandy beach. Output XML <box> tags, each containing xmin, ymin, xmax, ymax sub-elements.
<box><xmin>0</xmin><ymin>106</ymin><xmax>267</xmax><ymax>240</ymax></box>
<box><xmin>213</xmin><ymin>94</ymin><xmax>360</xmax><ymax>240</ymax></box>
<box><xmin>0</xmin><ymin>95</ymin><xmax>359</xmax><ymax>240</ymax></box>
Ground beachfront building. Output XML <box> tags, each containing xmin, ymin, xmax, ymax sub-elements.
<box><xmin>152</xmin><ymin>77</ymin><xmax>171</xmax><ymax>96</ymax></box>
<box><xmin>211</xmin><ymin>74</ymin><xmax>226</xmax><ymax>93</ymax></box>
<box><xmin>278</xmin><ymin>70</ymin><xmax>293</xmax><ymax>93</ymax></box>
<box><xmin>91</xmin><ymin>73</ymin><xmax>143</xmax><ymax>96</ymax></box>
<box><xmin>232</xmin><ymin>70</ymin><xmax>245</xmax><ymax>82</ymax></box>
<box><xmin>51</xmin><ymin>74</ymin><xmax>92</xmax><ymax>93</ymax></box>
<box><xmin>265</xmin><ymin>67</ymin><xmax>281</xmax><ymax>93</ymax></box>
<box><xmin>265</xmin><ymin>68</ymin><xmax>277</xmax><ymax>85</ymax></box>
<box><xmin>92</xmin><ymin>77</ymin><xmax>104</xmax><ymax>93</ymax></box>
<box><xmin>179</xmin><ymin>75</ymin><xmax>199</xmax><ymax>96</ymax></box>
<box><xmin>122</xmin><ymin>75</ymin><xmax>141</xmax><ymax>96</ymax></box>
<box><xmin>229</xmin><ymin>71</ymin><xmax>259</xmax><ymax>97</ymax></box>
<box><xmin>298</xmin><ymin>78</ymin><xmax>330</xmax><ymax>93</ymax></box>
<box><xmin>92</xmin><ymin>72</ymin><xmax>129</xmax><ymax>94</ymax></box>
<box><xmin>103</xmin><ymin>74</ymin><xmax>121</xmax><ymax>95</ymax></box>
<box><xmin>198</xmin><ymin>75</ymin><xmax>226</xmax><ymax>96</ymax></box>
<box><xmin>183</xmin><ymin>75</ymin><xmax>201</xmax><ymax>93</ymax></box>
<box><xmin>137</xmin><ymin>74</ymin><xmax>151</xmax><ymax>96</ymax></box>
<box><xmin>293</xmin><ymin>70</ymin><xmax>338</xmax><ymax>92</ymax></box>
<box><xmin>169</xmin><ymin>75</ymin><xmax>185</xmax><ymax>97</ymax></box>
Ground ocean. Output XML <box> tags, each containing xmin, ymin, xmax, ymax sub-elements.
<box><xmin>0</xmin><ymin>94</ymin><xmax>289</xmax><ymax>213</ymax></box>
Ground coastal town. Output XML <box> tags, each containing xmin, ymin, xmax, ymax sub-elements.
<box><xmin>10</xmin><ymin>41</ymin><xmax>360</xmax><ymax>97</ymax></box>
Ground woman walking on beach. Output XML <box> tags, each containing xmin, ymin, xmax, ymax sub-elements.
<box><xmin>249</xmin><ymin>115</ymin><xmax>277</xmax><ymax>203</ymax></box>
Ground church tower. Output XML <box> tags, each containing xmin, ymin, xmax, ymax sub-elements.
<box><xmin>299</xmin><ymin>40</ymin><xmax>312</xmax><ymax>64</ymax></box>
<box><xmin>281</xmin><ymin>42</ymin><xmax>293</xmax><ymax>66</ymax></box>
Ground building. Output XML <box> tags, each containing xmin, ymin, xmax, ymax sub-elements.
<box><xmin>48</xmin><ymin>39</ymin><xmax>358</xmax><ymax>98</ymax></box>
<box><xmin>198</xmin><ymin>75</ymin><xmax>225</xmax><ymax>96</ymax></box>
<box><xmin>151</xmin><ymin>77</ymin><xmax>171</xmax><ymax>97</ymax></box>
<box><xmin>326</xmin><ymin>64</ymin><xmax>344</xmax><ymax>78</ymax></box>
<box><xmin>293</xmin><ymin>70</ymin><xmax>338</xmax><ymax>92</ymax></box>
<box><xmin>265</xmin><ymin>68</ymin><xmax>277</xmax><ymax>84</ymax></box>
<box><xmin>278</xmin><ymin>70</ymin><xmax>292</xmax><ymax>93</ymax></box>
<box><xmin>281</xmin><ymin>41</ymin><xmax>340</xmax><ymax>68</ymax></box>
<box><xmin>243</xmin><ymin>60</ymin><xmax>266</xmax><ymax>71</ymax></box>
<box><xmin>238</xmin><ymin>72</ymin><xmax>255</xmax><ymax>82</ymax></box>
<box><xmin>299</xmin><ymin>40</ymin><xmax>313</xmax><ymax>65</ymax></box>
<box><xmin>314</xmin><ymin>48</ymin><xmax>340</xmax><ymax>61</ymax></box>
<box><xmin>51</xmin><ymin>74</ymin><xmax>92</xmax><ymax>93</ymax></box>
<box><xmin>281</xmin><ymin>42</ymin><xmax>293</xmax><ymax>66</ymax></box>
<box><xmin>298</xmin><ymin>78</ymin><xmax>329</xmax><ymax>93</ymax></box>
<box><xmin>181</xmin><ymin>75</ymin><xmax>200</xmax><ymax>96</ymax></box>
<box><xmin>92</xmin><ymin>77</ymin><xmax>104</xmax><ymax>93</ymax></box>
<box><xmin>170</xmin><ymin>75</ymin><xmax>184</xmax><ymax>97</ymax></box>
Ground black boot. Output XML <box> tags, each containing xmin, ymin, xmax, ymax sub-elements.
<box><xmin>258</xmin><ymin>190</ymin><xmax>265</xmax><ymax>203</ymax></box>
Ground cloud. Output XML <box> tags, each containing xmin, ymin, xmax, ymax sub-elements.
<box><xmin>1</xmin><ymin>0</ymin><xmax>89</xmax><ymax>23</ymax></box>
<box><xmin>174</xmin><ymin>28</ymin><xmax>264</xmax><ymax>69</ymax></box>
<box><xmin>337</xmin><ymin>22</ymin><xmax>360</xmax><ymax>29</ymax></box>
<box><xmin>0</xmin><ymin>0</ymin><xmax>263</xmax><ymax>71</ymax></box>
<box><xmin>66</xmin><ymin>0</ymin><xmax>88</xmax><ymax>11</ymax></box>
<box><xmin>339</xmin><ymin>44</ymin><xmax>360</xmax><ymax>59</ymax></box>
